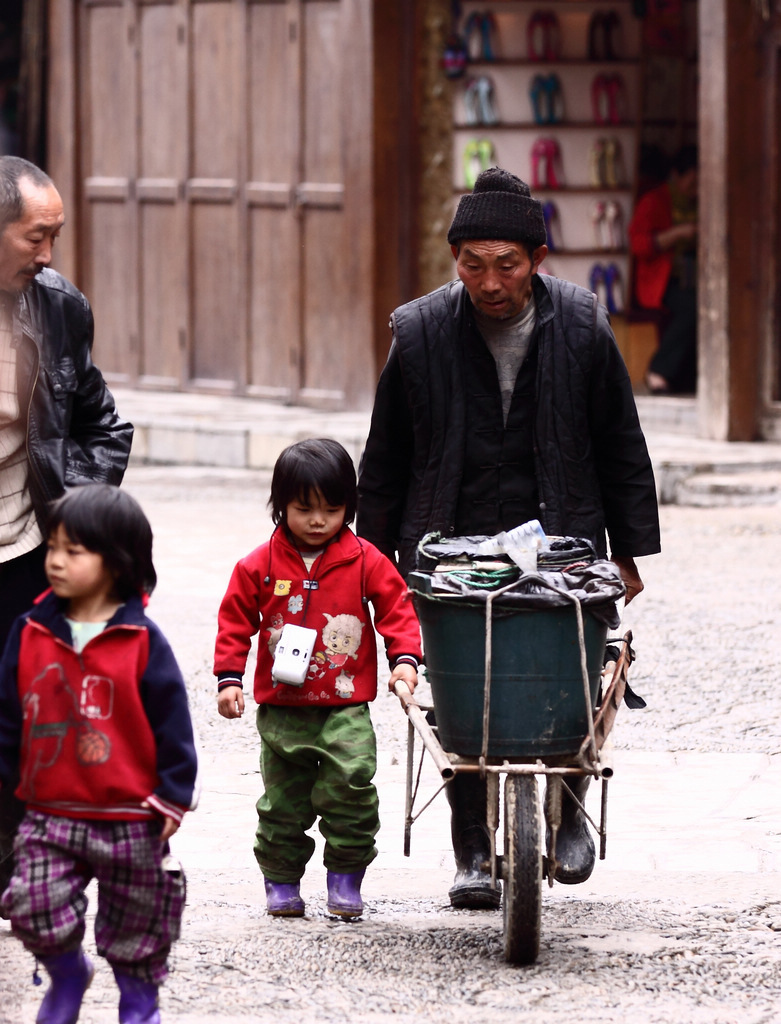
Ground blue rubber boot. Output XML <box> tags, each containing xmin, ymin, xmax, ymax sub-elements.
<box><xmin>264</xmin><ymin>878</ymin><xmax>305</xmax><ymax>917</ymax></box>
<box><xmin>36</xmin><ymin>948</ymin><xmax>94</xmax><ymax>1024</ymax></box>
<box><xmin>326</xmin><ymin>869</ymin><xmax>365</xmax><ymax>919</ymax></box>
<box><xmin>113</xmin><ymin>969</ymin><xmax>160</xmax><ymax>1024</ymax></box>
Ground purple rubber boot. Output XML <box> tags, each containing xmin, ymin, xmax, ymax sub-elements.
<box><xmin>36</xmin><ymin>948</ymin><xmax>94</xmax><ymax>1024</ymax></box>
<box><xmin>264</xmin><ymin>878</ymin><xmax>305</xmax><ymax>917</ymax></box>
<box><xmin>326</xmin><ymin>869</ymin><xmax>366</xmax><ymax>919</ymax></box>
<box><xmin>113</xmin><ymin>969</ymin><xmax>160</xmax><ymax>1024</ymax></box>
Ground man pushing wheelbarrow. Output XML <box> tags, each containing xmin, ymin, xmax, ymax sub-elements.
<box><xmin>357</xmin><ymin>166</ymin><xmax>660</xmax><ymax>908</ymax></box>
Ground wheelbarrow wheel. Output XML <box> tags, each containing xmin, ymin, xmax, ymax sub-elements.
<box><xmin>502</xmin><ymin>773</ymin><xmax>542</xmax><ymax>965</ymax></box>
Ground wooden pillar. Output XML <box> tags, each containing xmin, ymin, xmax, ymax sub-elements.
<box><xmin>45</xmin><ymin>0</ymin><xmax>78</xmax><ymax>284</ymax></box>
<box><xmin>699</xmin><ymin>0</ymin><xmax>764</xmax><ymax>440</ymax></box>
<box><xmin>416</xmin><ymin>0</ymin><xmax>454</xmax><ymax>298</ymax></box>
<box><xmin>372</xmin><ymin>0</ymin><xmax>416</xmax><ymax>374</ymax></box>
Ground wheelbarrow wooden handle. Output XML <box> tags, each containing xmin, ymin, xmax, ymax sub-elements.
<box><xmin>393</xmin><ymin>681</ymin><xmax>455</xmax><ymax>780</ymax></box>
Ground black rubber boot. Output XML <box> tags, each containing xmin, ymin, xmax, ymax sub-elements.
<box><xmin>547</xmin><ymin>775</ymin><xmax>596</xmax><ymax>885</ymax></box>
<box><xmin>446</xmin><ymin>774</ymin><xmax>501</xmax><ymax>909</ymax></box>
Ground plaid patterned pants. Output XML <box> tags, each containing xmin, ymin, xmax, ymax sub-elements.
<box><xmin>255</xmin><ymin>703</ymin><xmax>379</xmax><ymax>882</ymax></box>
<box><xmin>1</xmin><ymin>811</ymin><xmax>186</xmax><ymax>984</ymax></box>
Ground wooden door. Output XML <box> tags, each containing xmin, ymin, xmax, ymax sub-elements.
<box><xmin>73</xmin><ymin>0</ymin><xmax>375</xmax><ymax>406</ymax></box>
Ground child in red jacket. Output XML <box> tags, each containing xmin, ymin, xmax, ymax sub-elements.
<box><xmin>0</xmin><ymin>484</ymin><xmax>198</xmax><ymax>1024</ymax></box>
<box><xmin>215</xmin><ymin>438</ymin><xmax>421</xmax><ymax>920</ymax></box>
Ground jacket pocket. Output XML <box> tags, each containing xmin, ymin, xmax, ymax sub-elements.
<box><xmin>45</xmin><ymin>358</ymin><xmax>78</xmax><ymax>399</ymax></box>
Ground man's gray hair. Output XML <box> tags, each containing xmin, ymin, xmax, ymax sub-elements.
<box><xmin>0</xmin><ymin>156</ymin><xmax>54</xmax><ymax>234</ymax></box>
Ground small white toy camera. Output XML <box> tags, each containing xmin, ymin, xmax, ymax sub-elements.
<box><xmin>271</xmin><ymin>623</ymin><xmax>318</xmax><ymax>686</ymax></box>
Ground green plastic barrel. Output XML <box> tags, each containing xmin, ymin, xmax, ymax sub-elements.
<box><xmin>411</xmin><ymin>588</ymin><xmax>607</xmax><ymax>760</ymax></box>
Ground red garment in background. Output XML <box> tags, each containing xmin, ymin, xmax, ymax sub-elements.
<box><xmin>628</xmin><ymin>182</ymin><xmax>673</xmax><ymax>310</ymax></box>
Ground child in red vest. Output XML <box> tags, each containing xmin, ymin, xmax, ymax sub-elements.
<box><xmin>0</xmin><ymin>484</ymin><xmax>198</xmax><ymax>1024</ymax></box>
<box><xmin>215</xmin><ymin>438</ymin><xmax>421</xmax><ymax>919</ymax></box>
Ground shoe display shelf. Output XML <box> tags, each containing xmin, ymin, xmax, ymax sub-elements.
<box><xmin>452</xmin><ymin>0</ymin><xmax>644</xmax><ymax>312</ymax></box>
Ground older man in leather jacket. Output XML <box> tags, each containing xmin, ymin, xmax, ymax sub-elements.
<box><xmin>0</xmin><ymin>155</ymin><xmax>133</xmax><ymax>896</ymax></box>
<box><xmin>357</xmin><ymin>168</ymin><xmax>659</xmax><ymax>908</ymax></box>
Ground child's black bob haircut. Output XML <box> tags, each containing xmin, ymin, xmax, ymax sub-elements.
<box><xmin>46</xmin><ymin>484</ymin><xmax>157</xmax><ymax>600</ymax></box>
<box><xmin>269</xmin><ymin>438</ymin><xmax>357</xmax><ymax>527</ymax></box>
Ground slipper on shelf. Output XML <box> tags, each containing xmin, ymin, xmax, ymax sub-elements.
<box><xmin>480</xmin><ymin>12</ymin><xmax>498</xmax><ymax>61</ymax></box>
<box><xmin>542</xmin><ymin>199</ymin><xmax>560</xmax><ymax>250</ymax></box>
<box><xmin>603</xmin><ymin>136</ymin><xmax>624</xmax><ymax>187</ymax></box>
<box><xmin>542</xmin><ymin>73</ymin><xmax>564</xmax><ymax>124</ymax></box>
<box><xmin>463</xmin><ymin>12</ymin><xmax>484</xmax><ymax>62</ymax></box>
<box><xmin>589</xmin><ymin>263</ymin><xmax>609</xmax><ymax>310</ymax></box>
<box><xmin>530</xmin><ymin>137</ymin><xmax>562</xmax><ymax>189</ymax></box>
<box><xmin>474</xmin><ymin>75</ymin><xmax>499</xmax><ymax>125</ymax></box>
<box><xmin>604</xmin><ymin>262</ymin><xmax>624</xmax><ymax>313</ymax></box>
<box><xmin>529</xmin><ymin>74</ymin><xmax>547</xmax><ymax>124</ymax></box>
<box><xmin>527</xmin><ymin>10</ymin><xmax>560</xmax><ymax>61</ymax></box>
<box><xmin>604</xmin><ymin>74</ymin><xmax>627</xmax><ymax>123</ymax></box>
<box><xmin>604</xmin><ymin>200</ymin><xmax>623</xmax><ymax>249</ymax></box>
<box><xmin>591</xmin><ymin>74</ymin><xmax>610</xmax><ymax>124</ymax></box>
<box><xmin>591</xmin><ymin>200</ymin><xmax>607</xmax><ymax>247</ymax></box>
<box><xmin>588</xmin><ymin>138</ymin><xmax>606</xmax><ymax>187</ymax></box>
<box><xmin>588</xmin><ymin>11</ymin><xmax>623</xmax><ymax>61</ymax></box>
<box><xmin>603</xmin><ymin>11</ymin><xmax>622</xmax><ymax>62</ymax></box>
<box><xmin>463</xmin><ymin>78</ymin><xmax>482</xmax><ymax>125</ymax></box>
<box><xmin>463</xmin><ymin>138</ymin><xmax>496</xmax><ymax>188</ymax></box>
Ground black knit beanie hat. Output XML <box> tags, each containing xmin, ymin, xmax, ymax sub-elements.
<box><xmin>447</xmin><ymin>167</ymin><xmax>547</xmax><ymax>248</ymax></box>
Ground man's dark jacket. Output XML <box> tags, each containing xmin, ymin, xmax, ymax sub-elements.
<box><xmin>357</xmin><ymin>274</ymin><xmax>660</xmax><ymax>576</ymax></box>
<box><xmin>10</xmin><ymin>268</ymin><xmax>133</xmax><ymax>522</ymax></box>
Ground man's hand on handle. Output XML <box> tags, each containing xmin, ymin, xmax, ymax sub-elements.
<box><xmin>611</xmin><ymin>555</ymin><xmax>644</xmax><ymax>604</ymax></box>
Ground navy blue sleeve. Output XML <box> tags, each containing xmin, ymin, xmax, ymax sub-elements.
<box><xmin>0</xmin><ymin>617</ymin><xmax>25</xmax><ymax>787</ymax></box>
<box><xmin>138</xmin><ymin>620</ymin><xmax>199</xmax><ymax>816</ymax></box>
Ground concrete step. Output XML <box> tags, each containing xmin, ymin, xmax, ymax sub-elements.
<box><xmin>674</xmin><ymin>470</ymin><xmax>781</xmax><ymax>506</ymax></box>
<box><xmin>112</xmin><ymin>389</ymin><xmax>781</xmax><ymax>507</ymax></box>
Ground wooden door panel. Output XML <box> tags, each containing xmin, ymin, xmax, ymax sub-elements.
<box><xmin>188</xmin><ymin>2</ymin><xmax>242</xmax><ymax>388</ymax></box>
<box><xmin>84</xmin><ymin>202</ymin><xmax>134</xmax><ymax>379</ymax></box>
<box><xmin>83</xmin><ymin>5</ymin><xmax>133</xmax><ymax>177</ymax></box>
<box><xmin>138</xmin><ymin>3</ymin><xmax>188</xmax><ymax>386</ymax></box>
<box><xmin>192</xmin><ymin>3</ymin><xmax>240</xmax><ymax>179</ymax></box>
<box><xmin>246</xmin><ymin>0</ymin><xmax>300</xmax><ymax>397</ymax></box>
<box><xmin>139</xmin><ymin>203</ymin><xmax>187</xmax><ymax>385</ymax></box>
<box><xmin>191</xmin><ymin>203</ymin><xmax>240</xmax><ymax>386</ymax></box>
<box><xmin>298</xmin><ymin>0</ymin><xmax>348</xmax><ymax>403</ymax></box>
<box><xmin>301</xmin><ymin>208</ymin><xmax>349</xmax><ymax>403</ymax></box>
<box><xmin>248</xmin><ymin>3</ymin><xmax>298</xmax><ymax>182</ymax></box>
<box><xmin>248</xmin><ymin>207</ymin><xmax>299</xmax><ymax>398</ymax></box>
<box><xmin>139</xmin><ymin>4</ymin><xmax>186</xmax><ymax>178</ymax></box>
<box><xmin>302</xmin><ymin>2</ymin><xmax>343</xmax><ymax>183</ymax></box>
<box><xmin>80</xmin><ymin>1</ymin><xmax>136</xmax><ymax>382</ymax></box>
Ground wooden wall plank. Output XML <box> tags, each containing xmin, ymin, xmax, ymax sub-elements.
<box><xmin>189</xmin><ymin>1</ymin><xmax>241</xmax><ymax>388</ymax></box>
<box><xmin>80</xmin><ymin>1</ymin><xmax>138</xmax><ymax>382</ymax></box>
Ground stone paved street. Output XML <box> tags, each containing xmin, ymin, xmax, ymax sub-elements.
<box><xmin>1</xmin><ymin>465</ymin><xmax>779</xmax><ymax>1023</ymax></box>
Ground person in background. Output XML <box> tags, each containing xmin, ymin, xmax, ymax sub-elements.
<box><xmin>629</xmin><ymin>143</ymin><xmax>698</xmax><ymax>395</ymax></box>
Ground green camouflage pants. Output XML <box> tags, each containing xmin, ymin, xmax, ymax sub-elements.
<box><xmin>254</xmin><ymin>703</ymin><xmax>379</xmax><ymax>882</ymax></box>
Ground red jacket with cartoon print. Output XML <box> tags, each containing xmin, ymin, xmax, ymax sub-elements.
<box><xmin>213</xmin><ymin>527</ymin><xmax>422</xmax><ymax>706</ymax></box>
<box><xmin>0</xmin><ymin>591</ymin><xmax>199</xmax><ymax>824</ymax></box>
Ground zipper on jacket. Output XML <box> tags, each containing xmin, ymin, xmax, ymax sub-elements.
<box><xmin>20</xmin><ymin>326</ymin><xmax>54</xmax><ymax>510</ymax></box>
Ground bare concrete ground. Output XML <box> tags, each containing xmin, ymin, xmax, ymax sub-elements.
<box><xmin>1</xmin><ymin>467</ymin><xmax>780</xmax><ymax>1023</ymax></box>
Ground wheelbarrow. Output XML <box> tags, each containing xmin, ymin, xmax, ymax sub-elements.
<box><xmin>395</xmin><ymin>563</ymin><xmax>635</xmax><ymax>965</ymax></box>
